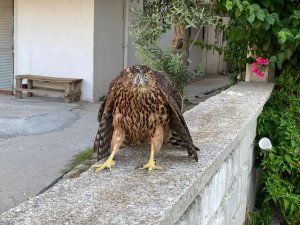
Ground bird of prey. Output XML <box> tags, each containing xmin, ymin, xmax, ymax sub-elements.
<box><xmin>92</xmin><ymin>65</ymin><xmax>198</xmax><ymax>173</ymax></box>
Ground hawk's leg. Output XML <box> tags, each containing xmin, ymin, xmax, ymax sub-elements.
<box><xmin>92</xmin><ymin>127</ymin><xmax>125</xmax><ymax>173</ymax></box>
<box><xmin>141</xmin><ymin>126</ymin><xmax>164</xmax><ymax>172</ymax></box>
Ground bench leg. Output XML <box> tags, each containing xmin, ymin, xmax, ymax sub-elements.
<box><xmin>27</xmin><ymin>80</ymin><xmax>33</xmax><ymax>97</ymax></box>
<box><xmin>65</xmin><ymin>98</ymin><xmax>72</xmax><ymax>103</ymax></box>
<box><xmin>71</xmin><ymin>83</ymin><xmax>76</xmax><ymax>102</ymax></box>
<box><xmin>15</xmin><ymin>79</ymin><xmax>22</xmax><ymax>99</ymax></box>
<box><xmin>65</xmin><ymin>83</ymin><xmax>75</xmax><ymax>103</ymax></box>
<box><xmin>65</xmin><ymin>83</ymin><xmax>70</xmax><ymax>103</ymax></box>
<box><xmin>74</xmin><ymin>82</ymin><xmax>81</xmax><ymax>101</ymax></box>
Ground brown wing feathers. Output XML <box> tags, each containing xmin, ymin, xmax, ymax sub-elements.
<box><xmin>155</xmin><ymin>71</ymin><xmax>199</xmax><ymax>161</ymax></box>
<box><xmin>93</xmin><ymin>74</ymin><xmax>122</xmax><ymax>161</ymax></box>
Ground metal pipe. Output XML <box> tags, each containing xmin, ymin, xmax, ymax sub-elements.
<box><xmin>123</xmin><ymin>0</ymin><xmax>129</xmax><ymax>69</ymax></box>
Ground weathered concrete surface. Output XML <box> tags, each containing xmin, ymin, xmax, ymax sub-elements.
<box><xmin>0</xmin><ymin>95</ymin><xmax>99</xmax><ymax>213</ymax></box>
<box><xmin>185</xmin><ymin>75</ymin><xmax>230</xmax><ymax>103</ymax></box>
<box><xmin>0</xmin><ymin>82</ymin><xmax>273</xmax><ymax>224</ymax></box>
<box><xmin>0</xmin><ymin>111</ymin><xmax>79</xmax><ymax>138</ymax></box>
<box><xmin>176</xmin><ymin>116</ymin><xmax>260</xmax><ymax>225</ymax></box>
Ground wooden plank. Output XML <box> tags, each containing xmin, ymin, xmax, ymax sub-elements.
<box><xmin>15</xmin><ymin>75</ymin><xmax>83</xmax><ymax>83</ymax></box>
<box><xmin>32</xmin><ymin>86</ymin><xmax>65</xmax><ymax>93</ymax></box>
<box><xmin>15</xmin><ymin>88</ymin><xmax>65</xmax><ymax>95</ymax></box>
<box><xmin>16</xmin><ymin>75</ymin><xmax>83</xmax><ymax>82</ymax></box>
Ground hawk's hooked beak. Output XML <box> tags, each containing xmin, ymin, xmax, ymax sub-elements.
<box><xmin>134</xmin><ymin>74</ymin><xmax>144</xmax><ymax>86</ymax></box>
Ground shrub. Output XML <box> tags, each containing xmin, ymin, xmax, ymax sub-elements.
<box><xmin>255</xmin><ymin>67</ymin><xmax>300</xmax><ymax>224</ymax></box>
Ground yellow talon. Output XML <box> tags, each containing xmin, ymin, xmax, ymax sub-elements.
<box><xmin>140</xmin><ymin>160</ymin><xmax>163</xmax><ymax>172</ymax></box>
<box><xmin>92</xmin><ymin>158</ymin><xmax>115</xmax><ymax>173</ymax></box>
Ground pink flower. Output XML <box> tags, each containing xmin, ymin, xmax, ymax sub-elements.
<box><xmin>256</xmin><ymin>70</ymin><xmax>265</xmax><ymax>78</ymax></box>
<box><xmin>256</xmin><ymin>57</ymin><xmax>269</xmax><ymax>65</ymax></box>
<box><xmin>251</xmin><ymin>61</ymin><xmax>265</xmax><ymax>79</ymax></box>
<box><xmin>251</xmin><ymin>63</ymin><xmax>258</xmax><ymax>73</ymax></box>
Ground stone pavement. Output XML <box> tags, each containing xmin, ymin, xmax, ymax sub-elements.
<box><xmin>0</xmin><ymin>95</ymin><xmax>100</xmax><ymax>213</ymax></box>
<box><xmin>0</xmin><ymin>74</ymin><xmax>230</xmax><ymax>214</ymax></box>
<box><xmin>185</xmin><ymin>75</ymin><xmax>230</xmax><ymax>103</ymax></box>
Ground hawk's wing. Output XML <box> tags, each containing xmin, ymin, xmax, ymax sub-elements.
<box><xmin>155</xmin><ymin>71</ymin><xmax>199</xmax><ymax>161</ymax></box>
<box><xmin>93</xmin><ymin>75</ymin><xmax>122</xmax><ymax>161</ymax></box>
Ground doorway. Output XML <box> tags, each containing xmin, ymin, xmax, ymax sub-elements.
<box><xmin>0</xmin><ymin>0</ymin><xmax>14</xmax><ymax>94</ymax></box>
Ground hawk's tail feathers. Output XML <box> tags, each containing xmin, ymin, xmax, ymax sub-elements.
<box><xmin>168</xmin><ymin>131</ymin><xmax>199</xmax><ymax>162</ymax></box>
<box><xmin>168</xmin><ymin>131</ymin><xmax>186</xmax><ymax>146</ymax></box>
<box><xmin>93</xmin><ymin>112</ymin><xmax>113</xmax><ymax>161</ymax></box>
<box><xmin>188</xmin><ymin>144</ymin><xmax>199</xmax><ymax>162</ymax></box>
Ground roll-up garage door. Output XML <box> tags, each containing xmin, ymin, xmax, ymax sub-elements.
<box><xmin>0</xmin><ymin>0</ymin><xmax>14</xmax><ymax>93</ymax></box>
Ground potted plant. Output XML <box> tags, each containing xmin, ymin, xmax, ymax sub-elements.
<box><xmin>245</xmin><ymin>57</ymin><xmax>274</xmax><ymax>82</ymax></box>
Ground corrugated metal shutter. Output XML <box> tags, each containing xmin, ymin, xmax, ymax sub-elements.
<box><xmin>0</xmin><ymin>0</ymin><xmax>14</xmax><ymax>91</ymax></box>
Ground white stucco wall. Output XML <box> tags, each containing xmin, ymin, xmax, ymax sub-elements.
<box><xmin>93</xmin><ymin>0</ymin><xmax>124</xmax><ymax>100</ymax></box>
<box><xmin>14</xmin><ymin>0</ymin><xmax>94</xmax><ymax>101</ymax></box>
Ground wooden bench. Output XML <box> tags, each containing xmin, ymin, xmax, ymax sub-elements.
<box><xmin>15</xmin><ymin>75</ymin><xmax>83</xmax><ymax>103</ymax></box>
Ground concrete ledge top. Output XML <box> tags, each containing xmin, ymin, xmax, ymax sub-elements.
<box><xmin>0</xmin><ymin>82</ymin><xmax>274</xmax><ymax>225</ymax></box>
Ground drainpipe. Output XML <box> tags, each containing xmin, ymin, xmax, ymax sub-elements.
<box><xmin>123</xmin><ymin>0</ymin><xmax>129</xmax><ymax>69</ymax></box>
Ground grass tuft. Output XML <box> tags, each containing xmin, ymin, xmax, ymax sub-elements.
<box><xmin>62</xmin><ymin>148</ymin><xmax>94</xmax><ymax>174</ymax></box>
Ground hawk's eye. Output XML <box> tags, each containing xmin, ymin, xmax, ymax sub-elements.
<box><xmin>128</xmin><ymin>73</ymin><xmax>133</xmax><ymax>78</ymax></box>
<box><xmin>144</xmin><ymin>74</ymin><xmax>148</xmax><ymax>79</ymax></box>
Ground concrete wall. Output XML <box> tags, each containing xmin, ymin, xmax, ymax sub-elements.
<box><xmin>14</xmin><ymin>0</ymin><xmax>95</xmax><ymax>101</ymax></box>
<box><xmin>190</xmin><ymin>27</ymin><xmax>206</xmax><ymax>75</ymax></box>
<box><xmin>205</xmin><ymin>17</ymin><xmax>230</xmax><ymax>75</ymax></box>
<box><xmin>176</xmin><ymin>119</ymin><xmax>260</xmax><ymax>225</ymax></box>
<box><xmin>93</xmin><ymin>0</ymin><xmax>124</xmax><ymax>100</ymax></box>
<box><xmin>0</xmin><ymin>82</ymin><xmax>274</xmax><ymax>225</ymax></box>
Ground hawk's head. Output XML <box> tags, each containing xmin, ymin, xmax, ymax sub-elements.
<box><xmin>123</xmin><ymin>65</ymin><xmax>155</xmax><ymax>88</ymax></box>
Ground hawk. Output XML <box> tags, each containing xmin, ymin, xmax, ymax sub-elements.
<box><xmin>92</xmin><ymin>65</ymin><xmax>198</xmax><ymax>173</ymax></box>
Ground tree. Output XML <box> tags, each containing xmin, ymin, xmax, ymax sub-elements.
<box><xmin>130</xmin><ymin>0</ymin><xmax>220</xmax><ymax>94</ymax></box>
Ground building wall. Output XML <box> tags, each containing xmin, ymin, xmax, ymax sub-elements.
<box><xmin>159</xmin><ymin>29</ymin><xmax>173</xmax><ymax>50</ymax></box>
<box><xmin>14</xmin><ymin>0</ymin><xmax>94</xmax><ymax>101</ymax></box>
<box><xmin>205</xmin><ymin>17</ymin><xmax>230</xmax><ymax>75</ymax></box>
<box><xmin>93</xmin><ymin>0</ymin><xmax>124</xmax><ymax>100</ymax></box>
<box><xmin>189</xmin><ymin>28</ymin><xmax>206</xmax><ymax>75</ymax></box>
